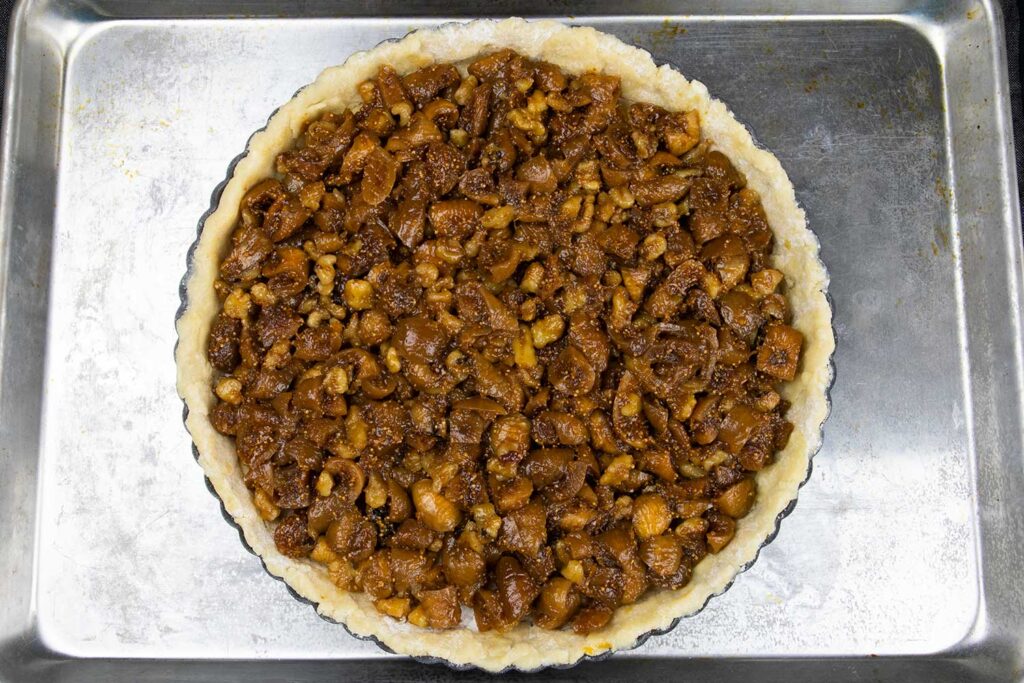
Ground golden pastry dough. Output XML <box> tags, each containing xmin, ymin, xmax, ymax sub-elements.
<box><xmin>176</xmin><ymin>18</ymin><xmax>833</xmax><ymax>671</ymax></box>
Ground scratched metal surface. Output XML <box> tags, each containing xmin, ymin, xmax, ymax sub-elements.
<box><xmin>1</xmin><ymin>0</ymin><xmax>1022</xmax><ymax>681</ymax></box>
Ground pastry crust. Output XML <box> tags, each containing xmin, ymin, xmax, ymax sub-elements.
<box><xmin>175</xmin><ymin>18</ymin><xmax>833</xmax><ymax>672</ymax></box>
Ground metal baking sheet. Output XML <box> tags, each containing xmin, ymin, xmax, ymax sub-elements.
<box><xmin>1</xmin><ymin>0</ymin><xmax>1022</xmax><ymax>680</ymax></box>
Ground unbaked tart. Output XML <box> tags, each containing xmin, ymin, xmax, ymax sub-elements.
<box><xmin>176</xmin><ymin>18</ymin><xmax>833</xmax><ymax>671</ymax></box>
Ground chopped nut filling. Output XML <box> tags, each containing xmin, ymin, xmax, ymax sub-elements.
<box><xmin>207</xmin><ymin>49</ymin><xmax>802</xmax><ymax>634</ymax></box>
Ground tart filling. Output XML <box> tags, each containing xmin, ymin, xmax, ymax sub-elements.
<box><xmin>176</xmin><ymin>18</ymin><xmax>832</xmax><ymax>672</ymax></box>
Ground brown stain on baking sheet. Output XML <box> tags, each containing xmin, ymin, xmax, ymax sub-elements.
<box><xmin>801</xmin><ymin>68</ymin><xmax>831</xmax><ymax>94</ymax></box>
<box><xmin>648</xmin><ymin>19</ymin><xmax>687</xmax><ymax>49</ymax></box>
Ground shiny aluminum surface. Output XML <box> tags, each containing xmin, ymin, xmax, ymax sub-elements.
<box><xmin>1</xmin><ymin>0</ymin><xmax>1022</xmax><ymax>680</ymax></box>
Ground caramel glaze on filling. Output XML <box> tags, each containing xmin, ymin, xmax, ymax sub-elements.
<box><xmin>206</xmin><ymin>49</ymin><xmax>803</xmax><ymax>634</ymax></box>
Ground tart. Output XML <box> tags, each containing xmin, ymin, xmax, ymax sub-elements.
<box><xmin>176</xmin><ymin>18</ymin><xmax>833</xmax><ymax>671</ymax></box>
